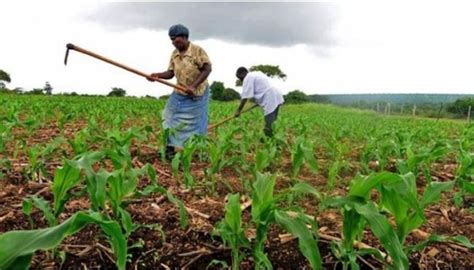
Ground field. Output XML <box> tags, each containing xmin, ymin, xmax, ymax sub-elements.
<box><xmin>0</xmin><ymin>94</ymin><xmax>473</xmax><ymax>269</ymax></box>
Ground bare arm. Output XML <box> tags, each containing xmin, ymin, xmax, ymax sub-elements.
<box><xmin>187</xmin><ymin>63</ymin><xmax>212</xmax><ymax>93</ymax></box>
<box><xmin>147</xmin><ymin>70</ymin><xmax>174</xmax><ymax>81</ymax></box>
<box><xmin>234</xmin><ymin>98</ymin><xmax>248</xmax><ymax>117</ymax></box>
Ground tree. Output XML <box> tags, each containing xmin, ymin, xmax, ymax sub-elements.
<box><xmin>447</xmin><ymin>98</ymin><xmax>474</xmax><ymax>116</ymax></box>
<box><xmin>107</xmin><ymin>87</ymin><xmax>127</xmax><ymax>97</ymax></box>
<box><xmin>210</xmin><ymin>81</ymin><xmax>240</xmax><ymax>101</ymax></box>
<box><xmin>236</xmin><ymin>64</ymin><xmax>287</xmax><ymax>86</ymax></box>
<box><xmin>12</xmin><ymin>87</ymin><xmax>23</xmax><ymax>94</ymax></box>
<box><xmin>0</xmin><ymin>70</ymin><xmax>11</xmax><ymax>85</ymax></box>
<box><xmin>284</xmin><ymin>90</ymin><xmax>310</xmax><ymax>104</ymax></box>
<box><xmin>250</xmin><ymin>65</ymin><xmax>287</xmax><ymax>80</ymax></box>
<box><xmin>210</xmin><ymin>81</ymin><xmax>226</xmax><ymax>100</ymax></box>
<box><xmin>44</xmin><ymin>81</ymin><xmax>53</xmax><ymax>95</ymax></box>
<box><xmin>29</xmin><ymin>88</ymin><xmax>46</xmax><ymax>95</ymax></box>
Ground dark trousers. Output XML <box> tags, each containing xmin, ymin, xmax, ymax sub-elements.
<box><xmin>264</xmin><ymin>105</ymin><xmax>280</xmax><ymax>137</ymax></box>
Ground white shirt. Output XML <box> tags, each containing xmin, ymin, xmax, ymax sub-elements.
<box><xmin>241</xmin><ymin>71</ymin><xmax>284</xmax><ymax>115</ymax></box>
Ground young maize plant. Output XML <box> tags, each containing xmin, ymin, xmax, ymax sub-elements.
<box><xmin>16</xmin><ymin>143</ymin><xmax>190</xmax><ymax>270</ymax></box>
<box><xmin>22</xmin><ymin>116</ymin><xmax>41</xmax><ymax>135</ymax></box>
<box><xmin>395</xmin><ymin>140</ymin><xmax>449</xmax><ymax>183</ymax></box>
<box><xmin>67</xmin><ymin>128</ymin><xmax>91</xmax><ymax>156</ymax></box>
<box><xmin>377</xmin><ymin>172</ymin><xmax>473</xmax><ymax>253</ymax></box>
<box><xmin>214</xmin><ymin>193</ymin><xmax>250</xmax><ymax>270</ymax></box>
<box><xmin>0</xmin><ymin>122</ymin><xmax>12</xmax><ymax>154</ymax></box>
<box><xmin>0</xmin><ymin>211</ymin><xmax>127</xmax><ymax>270</ymax></box>
<box><xmin>327</xmin><ymin>141</ymin><xmax>350</xmax><ymax>191</ymax></box>
<box><xmin>253</xmin><ymin>145</ymin><xmax>277</xmax><ymax>174</ymax></box>
<box><xmin>325</xmin><ymin>171</ymin><xmax>473</xmax><ymax>270</ymax></box>
<box><xmin>453</xmin><ymin>137</ymin><xmax>474</xmax><ymax>206</ymax></box>
<box><xmin>205</xmin><ymin>130</ymin><xmax>238</xmax><ymax>193</ymax></box>
<box><xmin>290</xmin><ymin>135</ymin><xmax>318</xmax><ymax>179</ymax></box>
<box><xmin>16</xmin><ymin>154</ymin><xmax>127</xmax><ymax>269</ymax></box>
<box><xmin>324</xmin><ymin>173</ymin><xmax>410</xmax><ymax>270</ymax></box>
<box><xmin>57</xmin><ymin>112</ymin><xmax>74</xmax><ymax>131</ymax></box>
<box><xmin>25</xmin><ymin>138</ymin><xmax>64</xmax><ymax>182</ymax></box>
<box><xmin>250</xmin><ymin>173</ymin><xmax>322</xmax><ymax>270</ymax></box>
<box><xmin>171</xmin><ymin>136</ymin><xmax>206</xmax><ymax>188</ymax></box>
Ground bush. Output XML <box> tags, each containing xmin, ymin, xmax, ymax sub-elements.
<box><xmin>107</xmin><ymin>87</ymin><xmax>127</xmax><ymax>97</ymax></box>
<box><xmin>211</xmin><ymin>81</ymin><xmax>240</xmax><ymax>101</ymax></box>
<box><xmin>284</xmin><ymin>90</ymin><xmax>310</xmax><ymax>104</ymax></box>
<box><xmin>447</xmin><ymin>98</ymin><xmax>474</xmax><ymax>116</ymax></box>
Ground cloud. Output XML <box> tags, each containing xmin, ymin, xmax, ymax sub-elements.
<box><xmin>89</xmin><ymin>2</ymin><xmax>338</xmax><ymax>47</ymax></box>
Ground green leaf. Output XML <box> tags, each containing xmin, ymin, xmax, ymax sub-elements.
<box><xmin>118</xmin><ymin>207</ymin><xmax>133</xmax><ymax>237</ymax></box>
<box><xmin>171</xmin><ymin>152</ymin><xmax>181</xmax><ymax>175</ymax></box>
<box><xmin>215</xmin><ymin>193</ymin><xmax>248</xmax><ymax>270</ymax></box>
<box><xmin>52</xmin><ymin>161</ymin><xmax>81</xmax><ymax>215</ymax></box>
<box><xmin>251</xmin><ymin>173</ymin><xmax>276</xmax><ymax>269</ymax></box>
<box><xmin>349</xmin><ymin>172</ymin><xmax>404</xmax><ymax>198</ymax></box>
<box><xmin>303</xmin><ymin>144</ymin><xmax>318</xmax><ymax>173</ymax></box>
<box><xmin>26</xmin><ymin>195</ymin><xmax>57</xmax><ymax>227</ymax></box>
<box><xmin>184</xmin><ymin>171</ymin><xmax>194</xmax><ymax>188</ymax></box>
<box><xmin>420</xmin><ymin>181</ymin><xmax>454</xmax><ymax>207</ymax></box>
<box><xmin>275</xmin><ymin>210</ymin><xmax>322</xmax><ymax>270</ymax></box>
<box><xmin>289</xmin><ymin>182</ymin><xmax>321</xmax><ymax>200</ymax></box>
<box><xmin>138</xmin><ymin>185</ymin><xmax>189</xmax><ymax>229</ymax></box>
<box><xmin>354</xmin><ymin>202</ymin><xmax>409</xmax><ymax>270</ymax></box>
<box><xmin>342</xmin><ymin>208</ymin><xmax>365</xmax><ymax>252</ymax></box>
<box><xmin>22</xmin><ymin>199</ymin><xmax>34</xmax><ymax>228</ymax></box>
<box><xmin>448</xmin><ymin>235</ymin><xmax>474</xmax><ymax>249</ymax></box>
<box><xmin>291</xmin><ymin>142</ymin><xmax>305</xmax><ymax>178</ymax></box>
<box><xmin>251</xmin><ymin>173</ymin><xmax>276</xmax><ymax>223</ymax></box>
<box><xmin>323</xmin><ymin>195</ymin><xmax>365</xmax><ymax>209</ymax></box>
<box><xmin>408</xmin><ymin>234</ymin><xmax>474</xmax><ymax>253</ymax></box>
<box><xmin>255</xmin><ymin>149</ymin><xmax>270</xmax><ymax>171</ymax></box>
<box><xmin>225</xmin><ymin>194</ymin><xmax>243</xmax><ymax>232</ymax></box>
<box><xmin>144</xmin><ymin>163</ymin><xmax>157</xmax><ymax>185</ymax></box>
<box><xmin>22</xmin><ymin>200</ymin><xmax>32</xmax><ymax>217</ymax></box>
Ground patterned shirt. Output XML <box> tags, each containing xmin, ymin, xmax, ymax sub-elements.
<box><xmin>168</xmin><ymin>42</ymin><xmax>211</xmax><ymax>96</ymax></box>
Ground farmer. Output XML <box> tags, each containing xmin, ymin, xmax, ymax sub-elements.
<box><xmin>148</xmin><ymin>24</ymin><xmax>212</xmax><ymax>159</ymax></box>
<box><xmin>234</xmin><ymin>67</ymin><xmax>284</xmax><ymax>137</ymax></box>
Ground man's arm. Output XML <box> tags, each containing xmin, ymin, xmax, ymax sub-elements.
<box><xmin>234</xmin><ymin>98</ymin><xmax>248</xmax><ymax>117</ymax></box>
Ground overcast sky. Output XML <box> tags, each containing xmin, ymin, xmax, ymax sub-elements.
<box><xmin>1</xmin><ymin>1</ymin><xmax>474</xmax><ymax>97</ymax></box>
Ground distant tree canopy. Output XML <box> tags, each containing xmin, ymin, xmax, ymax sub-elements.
<box><xmin>236</xmin><ymin>64</ymin><xmax>286</xmax><ymax>86</ymax></box>
<box><xmin>210</xmin><ymin>81</ymin><xmax>225</xmax><ymax>99</ymax></box>
<box><xmin>221</xmin><ymin>88</ymin><xmax>240</xmax><ymax>101</ymax></box>
<box><xmin>210</xmin><ymin>81</ymin><xmax>240</xmax><ymax>101</ymax></box>
<box><xmin>284</xmin><ymin>90</ymin><xmax>310</xmax><ymax>104</ymax></box>
<box><xmin>250</xmin><ymin>65</ymin><xmax>287</xmax><ymax>80</ymax></box>
<box><xmin>0</xmin><ymin>70</ymin><xmax>11</xmax><ymax>84</ymax></box>
<box><xmin>447</xmin><ymin>98</ymin><xmax>474</xmax><ymax>116</ymax></box>
<box><xmin>29</xmin><ymin>88</ymin><xmax>46</xmax><ymax>95</ymax></box>
<box><xmin>107</xmin><ymin>87</ymin><xmax>127</xmax><ymax>97</ymax></box>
